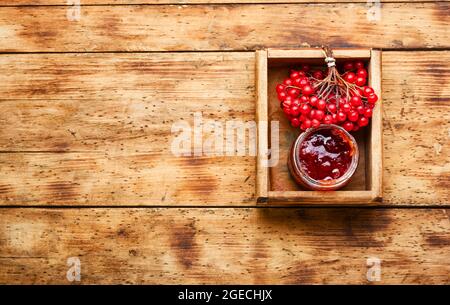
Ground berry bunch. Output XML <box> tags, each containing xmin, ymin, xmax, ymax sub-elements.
<box><xmin>276</xmin><ymin>58</ymin><xmax>378</xmax><ymax>132</ymax></box>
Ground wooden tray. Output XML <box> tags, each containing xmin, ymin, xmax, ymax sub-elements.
<box><xmin>256</xmin><ymin>48</ymin><xmax>382</xmax><ymax>205</ymax></box>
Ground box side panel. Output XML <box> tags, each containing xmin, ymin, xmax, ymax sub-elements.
<box><xmin>256</xmin><ymin>50</ymin><xmax>269</xmax><ymax>202</ymax></box>
<box><xmin>268</xmin><ymin>48</ymin><xmax>371</xmax><ymax>59</ymax></box>
<box><xmin>268</xmin><ymin>191</ymin><xmax>375</xmax><ymax>205</ymax></box>
<box><xmin>369</xmin><ymin>50</ymin><xmax>383</xmax><ymax>201</ymax></box>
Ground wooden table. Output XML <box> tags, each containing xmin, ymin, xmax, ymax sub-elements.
<box><xmin>0</xmin><ymin>0</ymin><xmax>449</xmax><ymax>284</ymax></box>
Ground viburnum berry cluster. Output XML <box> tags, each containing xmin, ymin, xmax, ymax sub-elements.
<box><xmin>275</xmin><ymin>48</ymin><xmax>379</xmax><ymax>132</ymax></box>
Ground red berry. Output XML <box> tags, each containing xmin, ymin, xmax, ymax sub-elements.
<box><xmin>339</xmin><ymin>97</ymin><xmax>348</xmax><ymax>107</ymax></box>
<box><xmin>293</xmin><ymin>77</ymin><xmax>302</xmax><ymax>86</ymax></box>
<box><xmin>337</xmin><ymin>111</ymin><xmax>347</xmax><ymax>122</ymax></box>
<box><xmin>323</xmin><ymin>114</ymin><xmax>333</xmax><ymax>124</ymax></box>
<box><xmin>350</xmin><ymin>96</ymin><xmax>362</xmax><ymax>107</ymax></box>
<box><xmin>363</xmin><ymin>86</ymin><xmax>374</xmax><ymax>97</ymax></box>
<box><xmin>317</xmin><ymin>99</ymin><xmax>327</xmax><ymax>110</ymax></box>
<box><xmin>309</xmin><ymin>96</ymin><xmax>319</xmax><ymax>107</ymax></box>
<box><xmin>290</xmin><ymin>71</ymin><xmax>300</xmax><ymax>79</ymax></box>
<box><xmin>303</xmin><ymin>119</ymin><xmax>312</xmax><ymax>129</ymax></box>
<box><xmin>354</xmin><ymin>61</ymin><xmax>365</xmax><ymax>70</ymax></box>
<box><xmin>367</xmin><ymin>93</ymin><xmax>378</xmax><ymax>104</ymax></box>
<box><xmin>312</xmin><ymin>70</ymin><xmax>324</xmax><ymax>80</ymax></box>
<box><xmin>356</xmin><ymin>68</ymin><xmax>368</xmax><ymax>79</ymax></box>
<box><xmin>278</xmin><ymin>91</ymin><xmax>287</xmax><ymax>102</ymax></box>
<box><xmin>314</xmin><ymin>109</ymin><xmax>325</xmax><ymax>121</ymax></box>
<box><xmin>291</xmin><ymin>105</ymin><xmax>300</xmax><ymax>117</ymax></box>
<box><xmin>343</xmin><ymin>61</ymin><xmax>354</xmax><ymax>71</ymax></box>
<box><xmin>300</xmin><ymin>104</ymin><xmax>311</xmax><ymax>115</ymax></box>
<box><xmin>343</xmin><ymin>121</ymin><xmax>354</xmax><ymax>131</ymax></box>
<box><xmin>353</xmin><ymin>124</ymin><xmax>360</xmax><ymax>132</ymax></box>
<box><xmin>291</xmin><ymin>118</ymin><xmax>300</xmax><ymax>127</ymax></box>
<box><xmin>309</xmin><ymin>109</ymin><xmax>316</xmax><ymax>119</ymax></box>
<box><xmin>276</xmin><ymin>84</ymin><xmax>286</xmax><ymax>93</ymax></box>
<box><xmin>287</xmin><ymin>88</ymin><xmax>300</xmax><ymax>97</ymax></box>
<box><xmin>283</xmin><ymin>78</ymin><xmax>293</xmax><ymax>86</ymax></box>
<box><xmin>348</xmin><ymin>110</ymin><xmax>359</xmax><ymax>122</ymax></box>
<box><xmin>356</xmin><ymin>105</ymin><xmax>365</xmax><ymax>114</ymax></box>
<box><xmin>331</xmin><ymin>113</ymin><xmax>338</xmax><ymax>123</ymax></box>
<box><xmin>358</xmin><ymin>116</ymin><xmax>369</xmax><ymax>127</ymax></box>
<box><xmin>355</xmin><ymin>76</ymin><xmax>366</xmax><ymax>86</ymax></box>
<box><xmin>300</xmin><ymin>95</ymin><xmax>309</xmax><ymax>103</ymax></box>
<box><xmin>299</xmin><ymin>77</ymin><xmax>309</xmax><ymax>86</ymax></box>
<box><xmin>283</xmin><ymin>107</ymin><xmax>291</xmax><ymax>115</ymax></box>
<box><xmin>364</xmin><ymin>108</ymin><xmax>373</xmax><ymax>118</ymax></box>
<box><xmin>327</xmin><ymin>103</ymin><xmax>337</xmax><ymax>113</ymax></box>
<box><xmin>292</xmin><ymin>98</ymin><xmax>301</xmax><ymax>107</ymax></box>
<box><xmin>311</xmin><ymin>119</ymin><xmax>321</xmax><ymax>128</ymax></box>
<box><xmin>282</xmin><ymin>96</ymin><xmax>292</xmax><ymax>108</ymax></box>
<box><xmin>299</xmin><ymin>114</ymin><xmax>308</xmax><ymax>122</ymax></box>
<box><xmin>302</xmin><ymin>85</ymin><xmax>314</xmax><ymax>96</ymax></box>
<box><xmin>342</xmin><ymin>103</ymin><xmax>352</xmax><ymax>113</ymax></box>
<box><xmin>353</xmin><ymin>87</ymin><xmax>364</xmax><ymax>97</ymax></box>
<box><xmin>344</xmin><ymin>72</ymin><xmax>356</xmax><ymax>83</ymax></box>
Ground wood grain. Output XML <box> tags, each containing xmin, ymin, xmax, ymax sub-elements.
<box><xmin>1</xmin><ymin>0</ymin><xmax>442</xmax><ymax>5</ymax></box>
<box><xmin>0</xmin><ymin>153</ymin><xmax>256</xmax><ymax>205</ymax></box>
<box><xmin>0</xmin><ymin>0</ymin><xmax>448</xmax><ymax>287</ymax></box>
<box><xmin>382</xmin><ymin>51</ymin><xmax>450</xmax><ymax>205</ymax></box>
<box><xmin>0</xmin><ymin>52</ymin><xmax>255</xmax><ymax>152</ymax></box>
<box><xmin>0</xmin><ymin>52</ymin><xmax>255</xmax><ymax>153</ymax></box>
<box><xmin>0</xmin><ymin>51</ymin><xmax>449</xmax><ymax>205</ymax></box>
<box><xmin>0</xmin><ymin>207</ymin><xmax>448</xmax><ymax>284</ymax></box>
<box><xmin>0</xmin><ymin>52</ymin><xmax>256</xmax><ymax>205</ymax></box>
<box><xmin>255</xmin><ymin>50</ymin><xmax>268</xmax><ymax>201</ymax></box>
<box><xmin>268</xmin><ymin>49</ymin><xmax>372</xmax><ymax>59</ymax></box>
<box><xmin>0</xmin><ymin>3</ymin><xmax>448</xmax><ymax>52</ymax></box>
<box><xmin>369</xmin><ymin>49</ymin><xmax>382</xmax><ymax>201</ymax></box>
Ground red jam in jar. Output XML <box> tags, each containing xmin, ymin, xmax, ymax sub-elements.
<box><xmin>288</xmin><ymin>124</ymin><xmax>359</xmax><ymax>191</ymax></box>
<box><xmin>299</xmin><ymin>129</ymin><xmax>352</xmax><ymax>181</ymax></box>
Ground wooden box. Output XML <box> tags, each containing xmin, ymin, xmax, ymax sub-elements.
<box><xmin>256</xmin><ymin>48</ymin><xmax>382</xmax><ymax>205</ymax></box>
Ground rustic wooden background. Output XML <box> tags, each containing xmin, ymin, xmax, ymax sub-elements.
<box><xmin>0</xmin><ymin>0</ymin><xmax>449</xmax><ymax>284</ymax></box>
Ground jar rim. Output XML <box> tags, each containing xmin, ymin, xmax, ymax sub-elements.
<box><xmin>292</xmin><ymin>124</ymin><xmax>359</xmax><ymax>190</ymax></box>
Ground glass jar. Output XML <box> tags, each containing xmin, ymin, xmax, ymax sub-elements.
<box><xmin>288</xmin><ymin>124</ymin><xmax>359</xmax><ymax>191</ymax></box>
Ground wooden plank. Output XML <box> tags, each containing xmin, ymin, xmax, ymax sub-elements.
<box><xmin>1</xmin><ymin>0</ymin><xmax>442</xmax><ymax>5</ymax></box>
<box><xmin>369</xmin><ymin>50</ymin><xmax>383</xmax><ymax>201</ymax></box>
<box><xmin>255</xmin><ymin>50</ymin><xmax>268</xmax><ymax>202</ymax></box>
<box><xmin>0</xmin><ymin>208</ymin><xmax>448</xmax><ymax>284</ymax></box>
<box><xmin>268</xmin><ymin>48</ymin><xmax>371</xmax><ymax>59</ymax></box>
<box><xmin>0</xmin><ymin>52</ymin><xmax>256</xmax><ymax>206</ymax></box>
<box><xmin>268</xmin><ymin>191</ymin><xmax>375</xmax><ymax>205</ymax></box>
<box><xmin>0</xmin><ymin>3</ymin><xmax>448</xmax><ymax>52</ymax></box>
<box><xmin>382</xmin><ymin>51</ymin><xmax>450</xmax><ymax>205</ymax></box>
<box><xmin>0</xmin><ymin>153</ymin><xmax>255</xmax><ymax>205</ymax></box>
<box><xmin>0</xmin><ymin>51</ymin><xmax>448</xmax><ymax>206</ymax></box>
<box><xmin>0</xmin><ymin>52</ymin><xmax>255</xmax><ymax>152</ymax></box>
